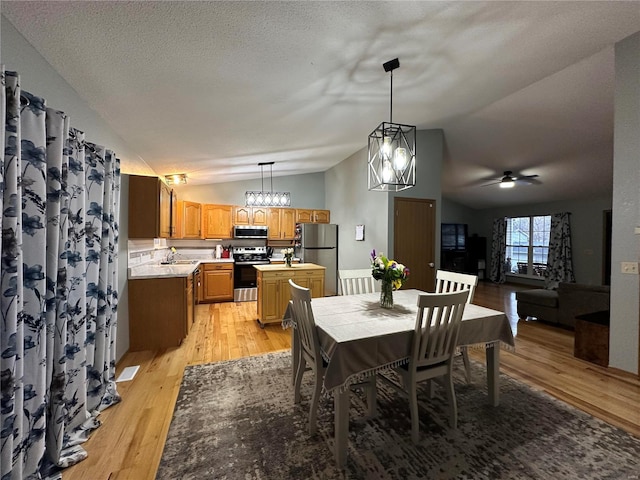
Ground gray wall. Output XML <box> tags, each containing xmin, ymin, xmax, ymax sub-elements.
<box><xmin>172</xmin><ymin>172</ymin><xmax>325</xmax><ymax>208</ymax></box>
<box><xmin>610</xmin><ymin>31</ymin><xmax>640</xmax><ymax>374</ymax></box>
<box><xmin>325</xmin><ymin>129</ymin><xmax>444</xmax><ymax>272</ymax></box>
<box><xmin>1</xmin><ymin>15</ymin><xmax>149</xmax><ymax>362</ymax></box>
<box><xmin>325</xmin><ymin>147</ymin><xmax>389</xmax><ymax>270</ymax></box>
<box><xmin>474</xmin><ymin>196</ymin><xmax>612</xmax><ymax>286</ymax></box>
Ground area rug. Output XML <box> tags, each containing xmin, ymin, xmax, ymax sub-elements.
<box><xmin>157</xmin><ymin>352</ymin><xmax>639</xmax><ymax>480</ymax></box>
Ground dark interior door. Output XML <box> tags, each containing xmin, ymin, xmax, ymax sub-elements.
<box><xmin>393</xmin><ymin>197</ymin><xmax>436</xmax><ymax>292</ymax></box>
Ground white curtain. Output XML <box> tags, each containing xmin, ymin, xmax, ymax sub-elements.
<box><xmin>1</xmin><ymin>68</ymin><xmax>121</xmax><ymax>478</ymax></box>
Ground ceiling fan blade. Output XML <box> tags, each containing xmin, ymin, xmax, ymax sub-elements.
<box><xmin>514</xmin><ymin>174</ymin><xmax>540</xmax><ymax>185</ymax></box>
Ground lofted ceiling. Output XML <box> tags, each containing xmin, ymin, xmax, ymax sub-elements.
<box><xmin>3</xmin><ymin>1</ymin><xmax>640</xmax><ymax>209</ymax></box>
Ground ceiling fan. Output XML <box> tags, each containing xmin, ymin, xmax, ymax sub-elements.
<box><xmin>484</xmin><ymin>170</ymin><xmax>540</xmax><ymax>189</ymax></box>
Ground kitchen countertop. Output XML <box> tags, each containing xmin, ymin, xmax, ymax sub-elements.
<box><xmin>253</xmin><ymin>263</ymin><xmax>325</xmax><ymax>272</ymax></box>
<box><xmin>128</xmin><ymin>258</ymin><xmax>234</xmax><ymax>279</ymax></box>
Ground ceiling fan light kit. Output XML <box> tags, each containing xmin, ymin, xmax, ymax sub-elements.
<box><xmin>368</xmin><ymin>58</ymin><xmax>416</xmax><ymax>192</ymax></box>
<box><xmin>245</xmin><ymin>162</ymin><xmax>291</xmax><ymax>207</ymax></box>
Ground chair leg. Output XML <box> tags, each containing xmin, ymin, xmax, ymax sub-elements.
<box><xmin>408</xmin><ymin>381</ymin><xmax>420</xmax><ymax>443</ymax></box>
<box><xmin>309</xmin><ymin>368</ymin><xmax>323</xmax><ymax>436</ymax></box>
<box><xmin>461</xmin><ymin>347</ymin><xmax>472</xmax><ymax>384</ymax></box>
<box><xmin>365</xmin><ymin>376</ymin><xmax>377</xmax><ymax>417</ymax></box>
<box><xmin>444</xmin><ymin>372</ymin><xmax>458</xmax><ymax>429</ymax></box>
<box><xmin>294</xmin><ymin>357</ymin><xmax>306</xmax><ymax>404</ymax></box>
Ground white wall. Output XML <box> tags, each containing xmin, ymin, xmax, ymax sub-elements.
<box><xmin>610</xmin><ymin>30</ymin><xmax>640</xmax><ymax>374</ymax></box>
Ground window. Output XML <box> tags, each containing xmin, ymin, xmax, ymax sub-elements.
<box><xmin>505</xmin><ymin>216</ymin><xmax>551</xmax><ymax>277</ymax></box>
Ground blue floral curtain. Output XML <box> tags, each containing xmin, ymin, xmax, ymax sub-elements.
<box><xmin>489</xmin><ymin>217</ymin><xmax>507</xmax><ymax>283</ymax></box>
<box><xmin>544</xmin><ymin>212</ymin><xmax>575</xmax><ymax>289</ymax></box>
<box><xmin>1</xmin><ymin>68</ymin><xmax>121</xmax><ymax>478</ymax></box>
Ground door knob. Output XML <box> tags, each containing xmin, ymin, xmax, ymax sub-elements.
<box><xmin>428</xmin><ymin>263</ymin><xmax>435</xmax><ymax>268</ymax></box>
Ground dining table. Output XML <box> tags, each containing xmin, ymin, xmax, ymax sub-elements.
<box><xmin>282</xmin><ymin>288</ymin><xmax>515</xmax><ymax>468</ymax></box>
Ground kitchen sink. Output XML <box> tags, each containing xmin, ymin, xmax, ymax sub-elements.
<box><xmin>159</xmin><ymin>260</ymin><xmax>199</xmax><ymax>265</ymax></box>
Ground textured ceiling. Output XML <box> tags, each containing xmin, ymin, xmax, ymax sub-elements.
<box><xmin>3</xmin><ymin>1</ymin><xmax>640</xmax><ymax>208</ymax></box>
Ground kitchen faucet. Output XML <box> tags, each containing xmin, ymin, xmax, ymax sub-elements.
<box><xmin>164</xmin><ymin>247</ymin><xmax>177</xmax><ymax>264</ymax></box>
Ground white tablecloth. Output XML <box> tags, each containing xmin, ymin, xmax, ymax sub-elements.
<box><xmin>283</xmin><ymin>289</ymin><xmax>515</xmax><ymax>392</ymax></box>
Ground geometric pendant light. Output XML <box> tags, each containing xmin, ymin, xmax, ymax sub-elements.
<box><xmin>368</xmin><ymin>58</ymin><xmax>416</xmax><ymax>192</ymax></box>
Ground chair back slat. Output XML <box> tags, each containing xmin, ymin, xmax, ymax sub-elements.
<box><xmin>289</xmin><ymin>280</ymin><xmax>322</xmax><ymax>368</ymax></box>
<box><xmin>412</xmin><ymin>290</ymin><xmax>469</xmax><ymax>369</ymax></box>
<box><xmin>338</xmin><ymin>269</ymin><xmax>376</xmax><ymax>295</ymax></box>
<box><xmin>435</xmin><ymin>270</ymin><xmax>478</xmax><ymax>304</ymax></box>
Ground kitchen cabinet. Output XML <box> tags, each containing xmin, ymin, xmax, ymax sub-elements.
<box><xmin>233</xmin><ymin>206</ymin><xmax>268</xmax><ymax>226</ymax></box>
<box><xmin>267</xmin><ymin>208</ymin><xmax>296</xmax><ymax>240</ymax></box>
<box><xmin>128</xmin><ymin>274</ymin><xmax>194</xmax><ymax>350</ymax></box>
<box><xmin>255</xmin><ymin>264</ymin><xmax>325</xmax><ymax>326</ymax></box>
<box><xmin>202</xmin><ymin>204</ymin><xmax>233</xmax><ymax>239</ymax></box>
<box><xmin>201</xmin><ymin>262</ymin><xmax>234</xmax><ymax>302</ymax></box>
<box><xmin>295</xmin><ymin>209</ymin><xmax>330</xmax><ymax>224</ymax></box>
<box><xmin>128</xmin><ymin>174</ymin><xmax>177</xmax><ymax>238</ymax></box>
<box><xmin>176</xmin><ymin>200</ymin><xmax>202</xmax><ymax>239</ymax></box>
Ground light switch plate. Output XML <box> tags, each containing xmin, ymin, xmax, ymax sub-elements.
<box><xmin>621</xmin><ymin>262</ymin><xmax>639</xmax><ymax>274</ymax></box>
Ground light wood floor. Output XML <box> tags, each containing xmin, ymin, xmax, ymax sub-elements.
<box><xmin>63</xmin><ymin>283</ymin><xmax>640</xmax><ymax>480</ymax></box>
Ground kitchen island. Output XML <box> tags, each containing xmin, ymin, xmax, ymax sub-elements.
<box><xmin>254</xmin><ymin>263</ymin><xmax>325</xmax><ymax>327</ymax></box>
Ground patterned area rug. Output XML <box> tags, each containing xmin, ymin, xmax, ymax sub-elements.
<box><xmin>157</xmin><ymin>351</ymin><xmax>639</xmax><ymax>480</ymax></box>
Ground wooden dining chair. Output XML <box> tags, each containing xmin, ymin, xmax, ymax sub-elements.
<box><xmin>338</xmin><ymin>269</ymin><xmax>377</xmax><ymax>295</ymax></box>
<box><xmin>379</xmin><ymin>289</ymin><xmax>470</xmax><ymax>443</ymax></box>
<box><xmin>435</xmin><ymin>270</ymin><xmax>478</xmax><ymax>383</ymax></box>
<box><xmin>289</xmin><ymin>279</ymin><xmax>376</xmax><ymax>436</ymax></box>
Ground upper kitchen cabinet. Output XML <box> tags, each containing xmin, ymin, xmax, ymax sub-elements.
<box><xmin>295</xmin><ymin>209</ymin><xmax>330</xmax><ymax>224</ymax></box>
<box><xmin>129</xmin><ymin>175</ymin><xmax>176</xmax><ymax>239</ymax></box>
<box><xmin>176</xmin><ymin>200</ymin><xmax>202</xmax><ymax>239</ymax></box>
<box><xmin>267</xmin><ymin>208</ymin><xmax>296</xmax><ymax>240</ymax></box>
<box><xmin>233</xmin><ymin>206</ymin><xmax>268</xmax><ymax>226</ymax></box>
<box><xmin>202</xmin><ymin>204</ymin><xmax>233</xmax><ymax>239</ymax></box>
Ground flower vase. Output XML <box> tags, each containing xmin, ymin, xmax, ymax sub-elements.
<box><xmin>285</xmin><ymin>256</ymin><xmax>292</xmax><ymax>268</ymax></box>
<box><xmin>380</xmin><ymin>279</ymin><xmax>394</xmax><ymax>309</ymax></box>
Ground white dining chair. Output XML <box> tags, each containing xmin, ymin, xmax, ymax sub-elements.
<box><xmin>379</xmin><ymin>289</ymin><xmax>469</xmax><ymax>443</ymax></box>
<box><xmin>338</xmin><ymin>269</ymin><xmax>377</xmax><ymax>295</ymax></box>
<box><xmin>289</xmin><ymin>279</ymin><xmax>376</xmax><ymax>435</ymax></box>
<box><xmin>435</xmin><ymin>270</ymin><xmax>478</xmax><ymax>384</ymax></box>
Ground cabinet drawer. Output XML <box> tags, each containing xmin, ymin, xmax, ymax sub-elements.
<box><xmin>203</xmin><ymin>262</ymin><xmax>233</xmax><ymax>271</ymax></box>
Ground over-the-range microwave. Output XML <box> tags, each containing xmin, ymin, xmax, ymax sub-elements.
<box><xmin>233</xmin><ymin>225</ymin><xmax>268</xmax><ymax>239</ymax></box>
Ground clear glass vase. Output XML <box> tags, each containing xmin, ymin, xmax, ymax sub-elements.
<box><xmin>285</xmin><ymin>256</ymin><xmax>292</xmax><ymax>267</ymax></box>
<box><xmin>380</xmin><ymin>279</ymin><xmax>394</xmax><ymax>309</ymax></box>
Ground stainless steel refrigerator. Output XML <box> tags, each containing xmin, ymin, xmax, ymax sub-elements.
<box><xmin>299</xmin><ymin>223</ymin><xmax>338</xmax><ymax>296</ymax></box>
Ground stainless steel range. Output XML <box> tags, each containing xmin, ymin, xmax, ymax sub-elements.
<box><xmin>232</xmin><ymin>247</ymin><xmax>270</xmax><ymax>302</ymax></box>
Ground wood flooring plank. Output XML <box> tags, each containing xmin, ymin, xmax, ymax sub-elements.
<box><xmin>62</xmin><ymin>284</ymin><xmax>640</xmax><ymax>480</ymax></box>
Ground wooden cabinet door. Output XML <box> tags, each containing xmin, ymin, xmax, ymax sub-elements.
<box><xmin>159</xmin><ymin>182</ymin><xmax>172</xmax><ymax>238</ymax></box>
<box><xmin>313</xmin><ymin>210</ymin><xmax>330</xmax><ymax>224</ymax></box>
<box><xmin>183</xmin><ymin>201</ymin><xmax>202</xmax><ymax>239</ymax></box>
<box><xmin>261</xmin><ymin>277</ymin><xmax>281</xmax><ymax>322</ymax></box>
<box><xmin>267</xmin><ymin>208</ymin><xmax>282</xmax><ymax>240</ymax></box>
<box><xmin>203</xmin><ymin>204</ymin><xmax>233</xmax><ymax>239</ymax></box>
<box><xmin>296</xmin><ymin>209</ymin><xmax>313</xmax><ymax>223</ymax></box>
<box><xmin>234</xmin><ymin>206</ymin><xmax>252</xmax><ymax>225</ymax></box>
<box><xmin>251</xmin><ymin>207</ymin><xmax>268</xmax><ymax>226</ymax></box>
<box><xmin>281</xmin><ymin>208</ymin><xmax>296</xmax><ymax>240</ymax></box>
<box><xmin>201</xmin><ymin>263</ymin><xmax>233</xmax><ymax>302</ymax></box>
<box><xmin>309</xmin><ymin>276</ymin><xmax>325</xmax><ymax>298</ymax></box>
<box><xmin>129</xmin><ymin>175</ymin><xmax>172</xmax><ymax>239</ymax></box>
<box><xmin>186</xmin><ymin>274</ymin><xmax>194</xmax><ymax>335</ymax></box>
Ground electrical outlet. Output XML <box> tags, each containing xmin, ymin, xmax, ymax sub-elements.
<box><xmin>621</xmin><ymin>262</ymin><xmax>639</xmax><ymax>274</ymax></box>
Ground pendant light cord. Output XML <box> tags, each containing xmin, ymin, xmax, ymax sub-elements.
<box><xmin>389</xmin><ymin>70</ymin><xmax>393</xmax><ymax>124</ymax></box>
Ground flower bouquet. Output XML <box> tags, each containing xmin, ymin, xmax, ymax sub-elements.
<box><xmin>281</xmin><ymin>247</ymin><xmax>294</xmax><ymax>267</ymax></box>
<box><xmin>371</xmin><ymin>249</ymin><xmax>409</xmax><ymax>308</ymax></box>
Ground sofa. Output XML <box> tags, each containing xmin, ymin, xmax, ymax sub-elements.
<box><xmin>516</xmin><ymin>282</ymin><xmax>610</xmax><ymax>329</ymax></box>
